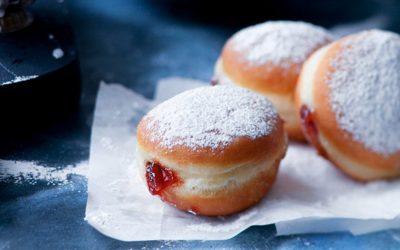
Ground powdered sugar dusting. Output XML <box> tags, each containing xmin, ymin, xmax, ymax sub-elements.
<box><xmin>328</xmin><ymin>30</ymin><xmax>400</xmax><ymax>155</ymax></box>
<box><xmin>145</xmin><ymin>86</ymin><xmax>278</xmax><ymax>150</ymax></box>
<box><xmin>0</xmin><ymin>160</ymin><xmax>88</xmax><ymax>185</ymax></box>
<box><xmin>52</xmin><ymin>48</ymin><xmax>64</xmax><ymax>59</ymax></box>
<box><xmin>1</xmin><ymin>75</ymin><xmax>38</xmax><ymax>85</ymax></box>
<box><xmin>232</xmin><ymin>21</ymin><xmax>332</xmax><ymax>68</ymax></box>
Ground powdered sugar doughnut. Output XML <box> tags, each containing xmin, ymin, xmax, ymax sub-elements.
<box><xmin>296</xmin><ymin>29</ymin><xmax>400</xmax><ymax>181</ymax></box>
<box><xmin>136</xmin><ymin>85</ymin><xmax>287</xmax><ymax>216</ymax></box>
<box><xmin>214</xmin><ymin>21</ymin><xmax>332</xmax><ymax>140</ymax></box>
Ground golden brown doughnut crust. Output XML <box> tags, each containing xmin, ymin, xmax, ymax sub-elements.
<box><xmin>284</xmin><ymin>121</ymin><xmax>305</xmax><ymax>141</ymax></box>
<box><xmin>137</xmin><ymin>116</ymin><xmax>286</xmax><ymax>167</ymax></box>
<box><xmin>296</xmin><ymin>37</ymin><xmax>400</xmax><ymax>181</ymax></box>
<box><xmin>221</xmin><ymin>41</ymin><xmax>300</xmax><ymax>95</ymax></box>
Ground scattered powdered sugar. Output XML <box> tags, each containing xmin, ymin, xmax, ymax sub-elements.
<box><xmin>52</xmin><ymin>48</ymin><xmax>64</xmax><ymax>59</ymax></box>
<box><xmin>1</xmin><ymin>75</ymin><xmax>38</xmax><ymax>85</ymax></box>
<box><xmin>0</xmin><ymin>160</ymin><xmax>88</xmax><ymax>185</ymax></box>
<box><xmin>145</xmin><ymin>85</ymin><xmax>278</xmax><ymax>150</ymax></box>
<box><xmin>328</xmin><ymin>30</ymin><xmax>400</xmax><ymax>155</ymax></box>
<box><xmin>231</xmin><ymin>21</ymin><xmax>332</xmax><ymax>68</ymax></box>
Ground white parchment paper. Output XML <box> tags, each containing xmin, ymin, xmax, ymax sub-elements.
<box><xmin>85</xmin><ymin>78</ymin><xmax>400</xmax><ymax>241</ymax></box>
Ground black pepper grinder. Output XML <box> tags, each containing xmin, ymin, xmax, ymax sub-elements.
<box><xmin>0</xmin><ymin>0</ymin><xmax>81</xmax><ymax>131</ymax></box>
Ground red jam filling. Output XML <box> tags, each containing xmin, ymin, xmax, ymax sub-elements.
<box><xmin>145</xmin><ymin>161</ymin><xmax>180</xmax><ymax>196</ymax></box>
<box><xmin>300</xmin><ymin>105</ymin><xmax>319</xmax><ymax>144</ymax></box>
<box><xmin>211</xmin><ymin>76</ymin><xmax>219</xmax><ymax>86</ymax></box>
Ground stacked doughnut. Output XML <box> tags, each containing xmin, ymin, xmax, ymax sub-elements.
<box><xmin>136</xmin><ymin>86</ymin><xmax>287</xmax><ymax>216</ymax></box>
<box><xmin>296</xmin><ymin>30</ymin><xmax>400</xmax><ymax>181</ymax></box>
<box><xmin>213</xmin><ymin>21</ymin><xmax>333</xmax><ymax>140</ymax></box>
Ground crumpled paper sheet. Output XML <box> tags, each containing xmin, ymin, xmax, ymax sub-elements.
<box><xmin>85</xmin><ymin>77</ymin><xmax>400</xmax><ymax>241</ymax></box>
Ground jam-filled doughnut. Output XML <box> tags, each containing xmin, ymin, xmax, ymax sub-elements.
<box><xmin>295</xmin><ymin>29</ymin><xmax>400</xmax><ymax>181</ymax></box>
<box><xmin>136</xmin><ymin>85</ymin><xmax>287</xmax><ymax>216</ymax></box>
<box><xmin>213</xmin><ymin>21</ymin><xmax>332</xmax><ymax>141</ymax></box>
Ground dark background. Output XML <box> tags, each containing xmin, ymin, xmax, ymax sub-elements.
<box><xmin>1</xmin><ymin>0</ymin><xmax>400</xmax><ymax>248</ymax></box>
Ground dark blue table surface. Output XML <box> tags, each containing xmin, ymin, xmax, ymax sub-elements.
<box><xmin>1</xmin><ymin>0</ymin><xmax>400</xmax><ymax>249</ymax></box>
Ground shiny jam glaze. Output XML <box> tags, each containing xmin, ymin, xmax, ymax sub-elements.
<box><xmin>300</xmin><ymin>105</ymin><xmax>319</xmax><ymax>145</ymax></box>
<box><xmin>145</xmin><ymin>161</ymin><xmax>180</xmax><ymax>196</ymax></box>
<box><xmin>211</xmin><ymin>76</ymin><xmax>219</xmax><ymax>86</ymax></box>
